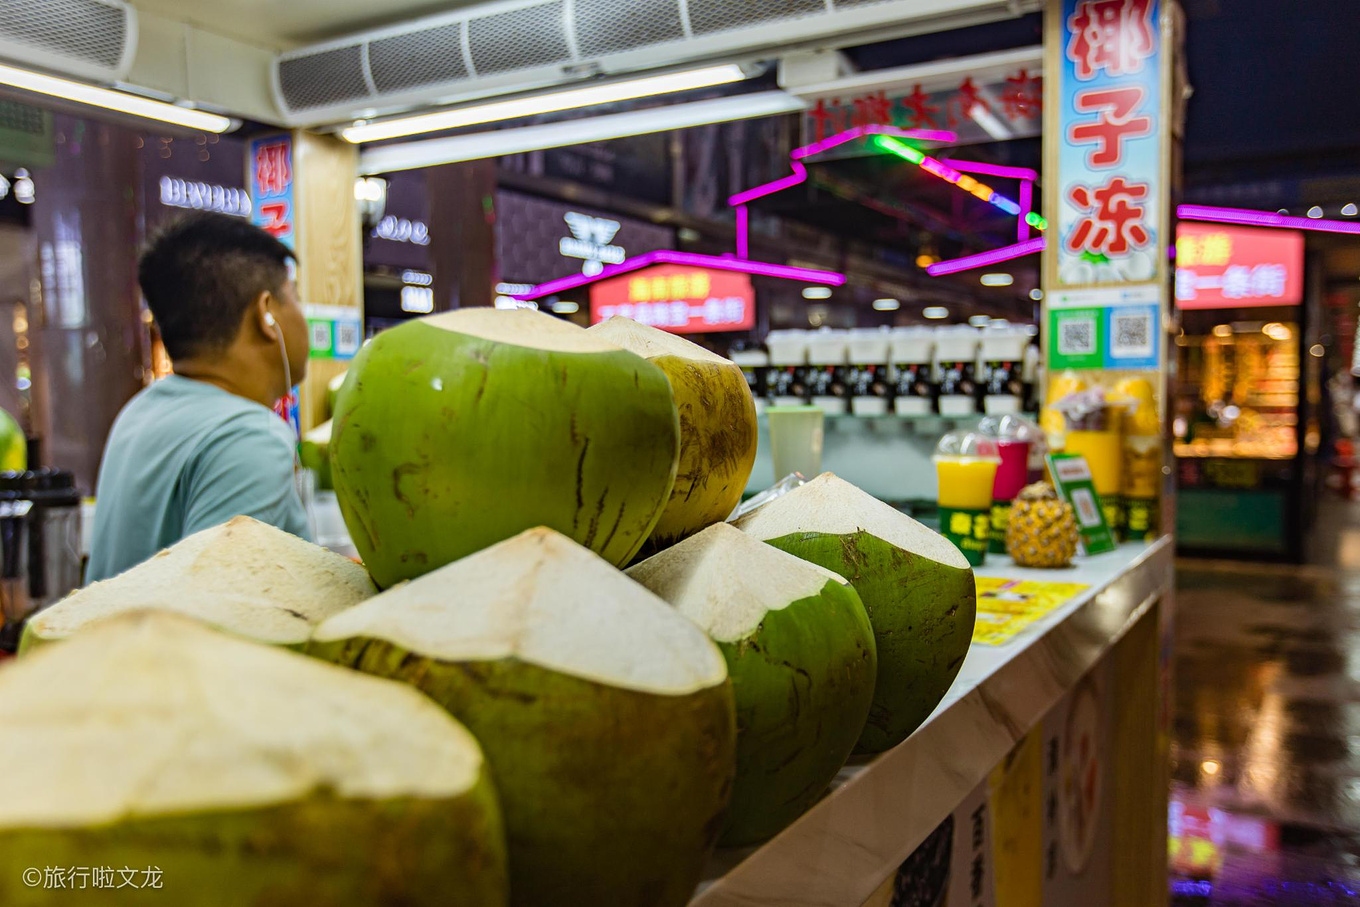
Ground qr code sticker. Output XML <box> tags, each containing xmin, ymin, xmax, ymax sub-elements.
<box><xmin>1111</xmin><ymin>310</ymin><xmax>1154</xmax><ymax>358</ymax></box>
<box><xmin>1059</xmin><ymin>317</ymin><xmax>1097</xmax><ymax>356</ymax></box>
<box><xmin>1071</xmin><ymin>488</ymin><xmax>1101</xmax><ymax>527</ymax></box>
<box><xmin>335</xmin><ymin>321</ymin><xmax>360</xmax><ymax>357</ymax></box>
<box><xmin>310</xmin><ymin>321</ymin><xmax>332</xmax><ymax>351</ymax></box>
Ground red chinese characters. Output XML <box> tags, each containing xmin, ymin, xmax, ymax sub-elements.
<box><xmin>254</xmin><ymin>142</ymin><xmax>292</xmax><ymax>198</ymax></box>
<box><xmin>256</xmin><ymin>202</ymin><xmax>291</xmax><ymax>238</ymax></box>
<box><xmin>1069</xmin><ymin>87</ymin><xmax>1152</xmax><ymax>167</ymax></box>
<box><xmin>999</xmin><ymin>70</ymin><xmax>1043</xmax><ymax>120</ymax></box>
<box><xmin>947</xmin><ymin>77</ymin><xmax>993</xmax><ymax>129</ymax></box>
<box><xmin>899</xmin><ymin>84</ymin><xmax>941</xmax><ymax>130</ymax></box>
<box><xmin>1067</xmin><ymin>177</ymin><xmax>1150</xmax><ymax>256</ymax></box>
<box><xmin>1066</xmin><ymin>0</ymin><xmax>1156</xmax><ymax>80</ymax></box>
<box><xmin>803</xmin><ymin>75</ymin><xmax>1041</xmax><ymax>141</ymax></box>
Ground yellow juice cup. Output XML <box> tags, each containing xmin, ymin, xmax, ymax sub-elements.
<box><xmin>935</xmin><ymin>431</ymin><xmax>1001</xmax><ymax>566</ymax></box>
<box><xmin>936</xmin><ymin>459</ymin><xmax>1000</xmax><ymax>509</ymax></box>
<box><xmin>1064</xmin><ymin>428</ymin><xmax>1123</xmax><ymax>537</ymax></box>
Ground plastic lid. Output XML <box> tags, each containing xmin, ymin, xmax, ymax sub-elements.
<box><xmin>978</xmin><ymin>413</ymin><xmax>1044</xmax><ymax>443</ymax></box>
<box><xmin>934</xmin><ymin>430</ymin><xmax>1001</xmax><ymax>462</ymax></box>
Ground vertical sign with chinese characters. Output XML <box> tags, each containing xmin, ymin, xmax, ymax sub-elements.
<box><xmin>1044</xmin><ymin>0</ymin><xmax>1175</xmax><ymax>373</ymax></box>
<box><xmin>248</xmin><ymin>135</ymin><xmax>295</xmax><ymax>249</ymax></box>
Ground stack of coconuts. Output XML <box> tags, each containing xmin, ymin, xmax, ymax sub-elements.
<box><xmin>2</xmin><ymin>310</ymin><xmax>978</xmax><ymax>907</ymax></box>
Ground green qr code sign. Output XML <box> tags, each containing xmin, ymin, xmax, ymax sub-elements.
<box><xmin>1048</xmin><ymin>307</ymin><xmax>1104</xmax><ymax>370</ymax></box>
<box><xmin>308</xmin><ymin>320</ymin><xmax>334</xmax><ymax>357</ymax></box>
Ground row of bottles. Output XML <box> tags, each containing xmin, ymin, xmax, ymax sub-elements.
<box><xmin>730</xmin><ymin>325</ymin><xmax>1040</xmax><ymax>417</ymax></box>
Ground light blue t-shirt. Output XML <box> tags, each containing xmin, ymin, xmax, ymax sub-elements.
<box><xmin>86</xmin><ymin>375</ymin><xmax>311</xmax><ymax>583</ymax></box>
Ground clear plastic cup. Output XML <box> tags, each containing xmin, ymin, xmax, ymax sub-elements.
<box><xmin>767</xmin><ymin>405</ymin><xmax>825</xmax><ymax>484</ymax></box>
<box><xmin>979</xmin><ymin>414</ymin><xmax>1045</xmax><ymax>555</ymax></box>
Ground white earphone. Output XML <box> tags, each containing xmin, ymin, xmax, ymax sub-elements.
<box><xmin>265</xmin><ymin>309</ymin><xmax>291</xmax><ymax>395</ymax></box>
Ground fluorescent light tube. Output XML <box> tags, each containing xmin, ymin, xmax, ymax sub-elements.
<box><xmin>343</xmin><ymin>64</ymin><xmax>747</xmax><ymax>143</ymax></box>
<box><xmin>0</xmin><ymin>62</ymin><xmax>234</xmax><ymax>133</ymax></box>
<box><xmin>359</xmin><ymin>91</ymin><xmax>806</xmax><ymax>174</ymax></box>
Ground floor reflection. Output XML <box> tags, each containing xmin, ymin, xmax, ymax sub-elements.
<box><xmin>1171</xmin><ymin>503</ymin><xmax>1360</xmax><ymax>904</ymax></box>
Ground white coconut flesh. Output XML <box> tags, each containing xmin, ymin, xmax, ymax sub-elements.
<box><xmin>736</xmin><ymin>472</ymin><xmax>970</xmax><ymax>570</ymax></box>
<box><xmin>0</xmin><ymin>612</ymin><xmax>483</xmax><ymax>831</ymax></box>
<box><xmin>305</xmin><ymin>419</ymin><xmax>331</xmax><ymax>444</ymax></box>
<box><xmin>421</xmin><ymin>308</ymin><xmax>622</xmax><ymax>353</ymax></box>
<box><xmin>627</xmin><ymin>522</ymin><xmax>847</xmax><ymax>643</ymax></box>
<box><xmin>589</xmin><ymin>316</ymin><xmax>732</xmax><ymax>365</ymax></box>
<box><xmin>313</xmin><ymin>527</ymin><xmax>727</xmax><ymax>697</ymax></box>
<box><xmin>28</xmin><ymin>516</ymin><xmax>375</xmax><ymax>646</ymax></box>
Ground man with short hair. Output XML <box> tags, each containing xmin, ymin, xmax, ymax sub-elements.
<box><xmin>86</xmin><ymin>211</ymin><xmax>312</xmax><ymax>582</ymax></box>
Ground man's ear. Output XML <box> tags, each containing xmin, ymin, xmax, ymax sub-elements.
<box><xmin>251</xmin><ymin>291</ymin><xmax>279</xmax><ymax>341</ymax></box>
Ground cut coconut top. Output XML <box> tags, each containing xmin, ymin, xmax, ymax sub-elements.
<box><xmin>29</xmin><ymin>516</ymin><xmax>375</xmax><ymax>646</ymax></box>
<box><xmin>735</xmin><ymin>473</ymin><xmax>970</xmax><ymax>570</ymax></box>
<box><xmin>314</xmin><ymin>527</ymin><xmax>727</xmax><ymax>696</ymax></box>
<box><xmin>422</xmin><ymin>308</ymin><xmax>621</xmax><ymax>354</ymax></box>
<box><xmin>304</xmin><ymin>418</ymin><xmax>331</xmax><ymax>444</ymax></box>
<box><xmin>627</xmin><ymin>522</ymin><xmax>848</xmax><ymax>642</ymax></box>
<box><xmin>0</xmin><ymin>611</ymin><xmax>484</xmax><ymax>830</ymax></box>
<box><xmin>588</xmin><ymin>317</ymin><xmax>730</xmax><ymax>365</ymax></box>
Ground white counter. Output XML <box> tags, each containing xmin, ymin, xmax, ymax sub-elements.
<box><xmin>691</xmin><ymin>538</ymin><xmax>1174</xmax><ymax>906</ymax></box>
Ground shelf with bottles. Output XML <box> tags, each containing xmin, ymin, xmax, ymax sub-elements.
<box><xmin>732</xmin><ymin>322</ymin><xmax>1043</xmax><ymax>431</ymax></box>
<box><xmin>755</xmin><ymin>407</ymin><xmax>1039</xmax><ymax>430</ymax></box>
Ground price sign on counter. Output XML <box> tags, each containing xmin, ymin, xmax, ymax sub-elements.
<box><xmin>972</xmin><ymin>578</ymin><xmax>1091</xmax><ymax>646</ymax></box>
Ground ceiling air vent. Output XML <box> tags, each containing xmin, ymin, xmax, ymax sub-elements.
<box><xmin>0</xmin><ymin>0</ymin><xmax>135</xmax><ymax>83</ymax></box>
<box><xmin>273</xmin><ymin>0</ymin><xmax>1030</xmax><ymax>126</ymax></box>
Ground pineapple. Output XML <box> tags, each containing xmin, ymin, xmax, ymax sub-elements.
<box><xmin>1006</xmin><ymin>482</ymin><xmax>1080</xmax><ymax>568</ymax></box>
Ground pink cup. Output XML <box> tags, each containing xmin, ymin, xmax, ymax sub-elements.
<box><xmin>993</xmin><ymin>439</ymin><xmax>1032</xmax><ymax>502</ymax></box>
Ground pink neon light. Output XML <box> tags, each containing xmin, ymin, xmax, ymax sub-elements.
<box><xmin>728</xmin><ymin>162</ymin><xmax>808</xmax><ymax>206</ymax></box>
<box><xmin>735</xmin><ymin>205</ymin><xmax>749</xmax><ymax>259</ymax></box>
<box><xmin>790</xmin><ymin>125</ymin><xmax>958</xmax><ymax>161</ymax></box>
<box><xmin>515</xmin><ymin>250</ymin><xmax>846</xmax><ymax>300</ymax></box>
<box><xmin>926</xmin><ymin>237</ymin><xmax>1046</xmax><ymax>276</ymax></box>
<box><xmin>728</xmin><ymin>125</ymin><xmax>959</xmax><ymax>207</ymax></box>
<box><xmin>1178</xmin><ymin>204</ymin><xmax>1360</xmax><ymax>236</ymax></box>
<box><xmin>1018</xmin><ymin>180</ymin><xmax>1033</xmax><ymax>242</ymax></box>
<box><xmin>948</xmin><ymin>160</ymin><xmax>1040</xmax><ymax>182</ymax></box>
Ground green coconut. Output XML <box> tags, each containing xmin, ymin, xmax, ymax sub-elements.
<box><xmin>326</xmin><ymin>371</ymin><xmax>346</xmax><ymax>419</ymax></box>
<box><xmin>0</xmin><ymin>611</ymin><xmax>507</xmax><ymax>907</ymax></box>
<box><xmin>20</xmin><ymin>516</ymin><xmax>375</xmax><ymax>653</ymax></box>
<box><xmin>311</xmin><ymin>527</ymin><xmax>734</xmax><ymax>907</ymax></box>
<box><xmin>587</xmin><ymin>318</ymin><xmax>758</xmax><ymax>554</ymax></box>
<box><xmin>0</xmin><ymin>406</ymin><xmax>24</xmax><ymax>471</ymax></box>
<box><xmin>330</xmin><ymin>308</ymin><xmax>680</xmax><ymax>587</ymax></box>
<box><xmin>300</xmin><ymin>419</ymin><xmax>333</xmax><ymax>490</ymax></box>
<box><xmin>627</xmin><ymin>522</ymin><xmax>876</xmax><ymax>845</ymax></box>
<box><xmin>735</xmin><ymin>473</ymin><xmax>976</xmax><ymax>754</ymax></box>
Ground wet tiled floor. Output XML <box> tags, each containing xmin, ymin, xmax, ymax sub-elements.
<box><xmin>1171</xmin><ymin>502</ymin><xmax>1360</xmax><ymax>904</ymax></box>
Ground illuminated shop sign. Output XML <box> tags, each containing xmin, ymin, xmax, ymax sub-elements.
<box><xmin>1174</xmin><ymin>222</ymin><xmax>1303</xmax><ymax>309</ymax></box>
<box><xmin>560</xmin><ymin>212</ymin><xmax>625</xmax><ymax>276</ymax></box>
<box><xmin>159</xmin><ymin>176</ymin><xmax>252</xmax><ymax>217</ymax></box>
<box><xmin>373</xmin><ymin>215</ymin><xmax>430</xmax><ymax>245</ymax></box>
<box><xmin>590</xmin><ymin>265</ymin><xmax>754</xmax><ymax>334</ymax></box>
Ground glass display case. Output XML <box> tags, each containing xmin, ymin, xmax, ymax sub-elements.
<box><xmin>1172</xmin><ymin>310</ymin><xmax>1315</xmax><ymax>559</ymax></box>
